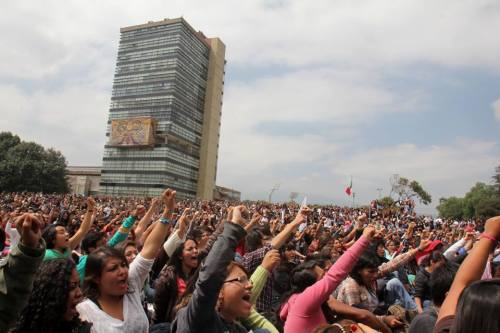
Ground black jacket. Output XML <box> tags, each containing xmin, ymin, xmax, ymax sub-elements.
<box><xmin>171</xmin><ymin>222</ymin><xmax>248</xmax><ymax>333</ymax></box>
<box><xmin>414</xmin><ymin>267</ymin><xmax>432</xmax><ymax>301</ymax></box>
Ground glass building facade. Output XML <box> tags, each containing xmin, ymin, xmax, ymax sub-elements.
<box><xmin>100</xmin><ymin>18</ymin><xmax>225</xmax><ymax>199</ymax></box>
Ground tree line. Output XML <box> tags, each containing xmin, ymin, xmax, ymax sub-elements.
<box><xmin>0</xmin><ymin>132</ymin><xmax>69</xmax><ymax>193</ymax></box>
<box><xmin>437</xmin><ymin>165</ymin><xmax>500</xmax><ymax>220</ymax></box>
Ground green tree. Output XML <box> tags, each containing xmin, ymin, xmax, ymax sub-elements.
<box><xmin>475</xmin><ymin>197</ymin><xmax>500</xmax><ymax>220</ymax></box>
<box><xmin>0</xmin><ymin>132</ymin><xmax>69</xmax><ymax>193</ymax></box>
<box><xmin>379</xmin><ymin>196</ymin><xmax>395</xmax><ymax>207</ymax></box>
<box><xmin>494</xmin><ymin>164</ymin><xmax>500</xmax><ymax>195</ymax></box>
<box><xmin>0</xmin><ymin>132</ymin><xmax>21</xmax><ymax>161</ymax></box>
<box><xmin>390</xmin><ymin>175</ymin><xmax>432</xmax><ymax>205</ymax></box>
<box><xmin>437</xmin><ymin>197</ymin><xmax>465</xmax><ymax>219</ymax></box>
<box><xmin>462</xmin><ymin>182</ymin><xmax>496</xmax><ymax>219</ymax></box>
<box><xmin>409</xmin><ymin>180</ymin><xmax>432</xmax><ymax>205</ymax></box>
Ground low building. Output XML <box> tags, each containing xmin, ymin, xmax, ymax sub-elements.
<box><xmin>66</xmin><ymin>166</ymin><xmax>240</xmax><ymax>201</ymax></box>
<box><xmin>67</xmin><ymin>166</ymin><xmax>101</xmax><ymax>196</ymax></box>
<box><xmin>213</xmin><ymin>185</ymin><xmax>241</xmax><ymax>202</ymax></box>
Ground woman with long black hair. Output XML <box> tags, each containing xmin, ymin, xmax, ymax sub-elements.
<box><xmin>13</xmin><ymin>259</ymin><xmax>90</xmax><ymax>333</ymax></box>
<box><xmin>336</xmin><ymin>239</ymin><xmax>430</xmax><ymax>315</ymax></box>
<box><xmin>153</xmin><ymin>237</ymin><xmax>199</xmax><ymax>323</ymax></box>
<box><xmin>76</xmin><ymin>189</ymin><xmax>176</xmax><ymax>333</ymax></box>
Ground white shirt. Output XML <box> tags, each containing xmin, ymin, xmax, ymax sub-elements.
<box><xmin>5</xmin><ymin>220</ymin><xmax>20</xmax><ymax>249</ymax></box>
<box><xmin>77</xmin><ymin>254</ymin><xmax>154</xmax><ymax>333</ymax></box>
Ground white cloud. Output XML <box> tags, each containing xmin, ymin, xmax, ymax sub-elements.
<box><xmin>493</xmin><ymin>98</ymin><xmax>500</xmax><ymax>122</ymax></box>
<box><xmin>329</xmin><ymin>139</ymin><xmax>498</xmax><ymax>213</ymax></box>
<box><xmin>0</xmin><ymin>0</ymin><xmax>499</xmax><ymax>216</ymax></box>
<box><xmin>218</xmin><ymin>138</ymin><xmax>497</xmax><ymax>214</ymax></box>
<box><xmin>0</xmin><ymin>84</ymin><xmax>109</xmax><ymax>165</ymax></box>
<box><xmin>224</xmin><ymin>68</ymin><xmax>399</xmax><ymax>126</ymax></box>
<box><xmin>1</xmin><ymin>0</ymin><xmax>500</xmax><ymax>78</ymax></box>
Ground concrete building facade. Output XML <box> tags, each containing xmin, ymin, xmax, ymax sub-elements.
<box><xmin>100</xmin><ymin>18</ymin><xmax>225</xmax><ymax>200</ymax></box>
<box><xmin>67</xmin><ymin>166</ymin><xmax>101</xmax><ymax>196</ymax></box>
<box><xmin>213</xmin><ymin>185</ymin><xmax>241</xmax><ymax>202</ymax></box>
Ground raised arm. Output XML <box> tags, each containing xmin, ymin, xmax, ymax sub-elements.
<box><xmin>162</xmin><ymin>208</ymin><xmax>192</xmax><ymax>257</ymax></box>
<box><xmin>107</xmin><ymin>205</ymin><xmax>146</xmax><ymax>247</ymax></box>
<box><xmin>0</xmin><ymin>214</ymin><xmax>45</xmax><ymax>332</ymax></box>
<box><xmin>342</xmin><ymin>225</ymin><xmax>357</xmax><ymax>244</ymax></box>
<box><xmin>101</xmin><ymin>211</ymin><xmax>125</xmax><ymax>234</ymax></box>
<box><xmin>173</xmin><ymin>206</ymin><xmax>248</xmax><ymax>331</ymax></box>
<box><xmin>198</xmin><ymin>216</ymin><xmax>225</xmax><ymax>260</ymax></box>
<box><xmin>404</xmin><ymin>222</ymin><xmax>416</xmax><ymax>240</ymax></box>
<box><xmin>249</xmin><ymin>249</ymin><xmax>280</xmax><ymax>304</ymax></box>
<box><xmin>140</xmin><ymin>190</ymin><xmax>175</xmax><ymax>260</ymax></box>
<box><xmin>443</xmin><ymin>237</ymin><xmax>466</xmax><ymax>260</ymax></box>
<box><xmin>377</xmin><ymin>238</ymin><xmax>430</xmax><ymax>277</ymax></box>
<box><xmin>68</xmin><ymin>197</ymin><xmax>95</xmax><ymax>250</ymax></box>
<box><xmin>271</xmin><ymin>208</ymin><xmax>310</xmax><ymax>249</ymax></box>
<box><xmin>134</xmin><ymin>197</ymin><xmax>160</xmax><ymax>242</ymax></box>
<box><xmin>294</xmin><ymin>227</ymin><xmax>375</xmax><ymax>315</ymax></box>
<box><xmin>437</xmin><ymin>216</ymin><xmax>500</xmax><ymax>321</ymax></box>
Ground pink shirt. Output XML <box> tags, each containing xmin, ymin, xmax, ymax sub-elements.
<box><xmin>177</xmin><ymin>276</ymin><xmax>187</xmax><ymax>297</ymax></box>
<box><xmin>280</xmin><ymin>235</ymin><xmax>370</xmax><ymax>333</ymax></box>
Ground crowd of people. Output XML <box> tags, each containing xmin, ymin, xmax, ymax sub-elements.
<box><xmin>0</xmin><ymin>190</ymin><xmax>499</xmax><ymax>333</ymax></box>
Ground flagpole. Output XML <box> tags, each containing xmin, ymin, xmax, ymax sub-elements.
<box><xmin>351</xmin><ymin>175</ymin><xmax>354</xmax><ymax>208</ymax></box>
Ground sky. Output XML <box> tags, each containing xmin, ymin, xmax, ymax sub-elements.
<box><xmin>1</xmin><ymin>0</ymin><xmax>499</xmax><ymax>214</ymax></box>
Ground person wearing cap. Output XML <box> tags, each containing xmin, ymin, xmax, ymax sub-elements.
<box><xmin>414</xmin><ymin>251</ymin><xmax>446</xmax><ymax>313</ymax></box>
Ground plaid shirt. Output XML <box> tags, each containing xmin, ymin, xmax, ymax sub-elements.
<box><xmin>336</xmin><ymin>249</ymin><xmax>418</xmax><ymax>312</ymax></box>
<box><xmin>336</xmin><ymin>277</ymin><xmax>380</xmax><ymax>312</ymax></box>
<box><xmin>242</xmin><ymin>243</ymin><xmax>273</xmax><ymax>313</ymax></box>
<box><xmin>378</xmin><ymin>248</ymin><xmax>418</xmax><ymax>277</ymax></box>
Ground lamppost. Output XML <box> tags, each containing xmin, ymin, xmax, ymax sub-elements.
<box><xmin>268</xmin><ymin>183</ymin><xmax>280</xmax><ymax>203</ymax></box>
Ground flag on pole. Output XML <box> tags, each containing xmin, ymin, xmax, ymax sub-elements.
<box><xmin>345</xmin><ymin>179</ymin><xmax>352</xmax><ymax>196</ymax></box>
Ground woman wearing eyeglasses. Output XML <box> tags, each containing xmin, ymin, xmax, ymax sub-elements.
<box><xmin>171</xmin><ymin>206</ymin><xmax>294</xmax><ymax>333</ymax></box>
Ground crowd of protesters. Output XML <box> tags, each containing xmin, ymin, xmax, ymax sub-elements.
<box><xmin>0</xmin><ymin>191</ymin><xmax>498</xmax><ymax>333</ymax></box>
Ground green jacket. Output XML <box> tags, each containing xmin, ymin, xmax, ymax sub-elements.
<box><xmin>0</xmin><ymin>241</ymin><xmax>45</xmax><ymax>333</ymax></box>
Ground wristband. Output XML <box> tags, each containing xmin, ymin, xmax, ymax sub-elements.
<box><xmin>480</xmin><ymin>232</ymin><xmax>498</xmax><ymax>244</ymax></box>
<box><xmin>159</xmin><ymin>217</ymin><xmax>171</xmax><ymax>225</ymax></box>
<box><xmin>119</xmin><ymin>226</ymin><xmax>130</xmax><ymax>233</ymax></box>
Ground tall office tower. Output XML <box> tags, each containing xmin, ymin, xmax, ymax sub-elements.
<box><xmin>100</xmin><ymin>18</ymin><xmax>225</xmax><ymax>200</ymax></box>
